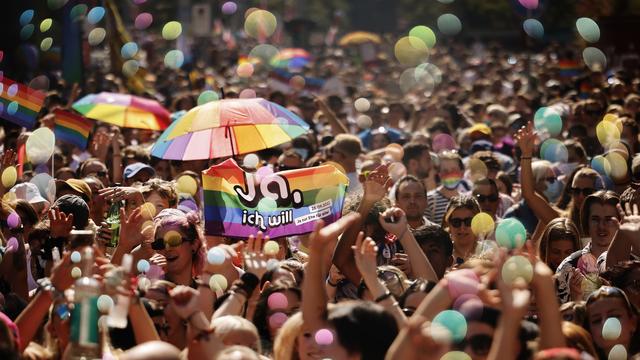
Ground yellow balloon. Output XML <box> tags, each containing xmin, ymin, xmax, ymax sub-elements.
<box><xmin>176</xmin><ymin>175</ymin><xmax>198</xmax><ymax>196</ymax></box>
<box><xmin>264</xmin><ymin>240</ymin><xmax>280</xmax><ymax>256</ymax></box>
<box><xmin>163</xmin><ymin>230</ymin><xmax>182</xmax><ymax>247</ymax></box>
<box><xmin>471</xmin><ymin>212</ymin><xmax>495</xmax><ymax>237</ymax></box>
<box><xmin>140</xmin><ymin>202</ymin><xmax>157</xmax><ymax>220</ymax></box>
<box><xmin>209</xmin><ymin>274</ymin><xmax>228</xmax><ymax>291</ymax></box>
<box><xmin>1</xmin><ymin>166</ymin><xmax>17</xmax><ymax>188</ymax></box>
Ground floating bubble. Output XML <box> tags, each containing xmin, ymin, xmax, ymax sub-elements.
<box><xmin>7</xmin><ymin>84</ymin><xmax>18</xmax><ymax>97</ymax></box>
<box><xmin>583</xmin><ymin>47</ymin><xmax>607</xmax><ymax>71</ymax></box>
<box><xmin>398</xmin><ymin>67</ymin><xmax>429</xmax><ymax>94</ymax></box>
<box><xmin>197</xmin><ymin>90</ymin><xmax>219</xmax><ymax>105</ymax></box>
<box><xmin>209</xmin><ymin>274</ymin><xmax>228</xmax><ymax>291</ymax></box>
<box><xmin>1</xmin><ymin>166</ymin><xmax>17</xmax><ymax>188</ymax></box>
<box><xmin>394</xmin><ymin>36</ymin><xmax>429</xmax><ymax>66</ymax></box>
<box><xmin>602</xmin><ymin>317</ymin><xmax>621</xmax><ymax>341</ymax></box>
<box><xmin>437</xmin><ymin>14</ymin><xmax>462</xmax><ymax>36</ymax></box>
<box><xmin>20</xmin><ymin>10</ymin><xmax>34</xmax><ymax>26</ymax></box>
<box><xmin>268</xmin><ymin>312</ymin><xmax>288</xmax><ymax>329</ymax></box>
<box><xmin>540</xmin><ymin>139</ymin><xmax>568</xmax><ymax>163</ymax></box>
<box><xmin>431</xmin><ymin>310</ymin><xmax>467</xmax><ymax>343</ymax></box>
<box><xmin>441</xmin><ymin>352</ymin><xmax>472</xmax><ymax>360</ymax></box>
<box><xmin>222</xmin><ymin>2</ymin><xmax>238</xmax><ymax>15</ymax></box>
<box><xmin>268</xmin><ymin>292</ymin><xmax>288</xmax><ymax>310</ymax></box>
<box><xmin>264</xmin><ymin>240</ymin><xmax>280</xmax><ymax>256</ymax></box>
<box><xmin>71</xmin><ymin>266</ymin><xmax>82</xmax><ymax>278</ymax></box>
<box><xmin>88</xmin><ymin>28</ymin><xmax>106</xmax><ymax>45</ymax></box>
<box><xmin>248</xmin><ymin>44</ymin><xmax>280</xmax><ymax>66</ymax></box>
<box><xmin>354</xmin><ymin>98</ymin><xmax>370</xmax><ymax>112</ymax></box>
<box><xmin>71</xmin><ymin>251</ymin><xmax>81</xmax><ymax>263</ymax></box>
<box><xmin>207</xmin><ymin>247</ymin><xmax>226</xmax><ymax>265</ymax></box>
<box><xmin>122</xmin><ymin>60</ymin><xmax>139</xmax><ymax>77</ymax></box>
<box><xmin>244</xmin><ymin>10</ymin><xmax>277</xmax><ymax>39</ymax></box>
<box><xmin>315</xmin><ymin>329</ymin><xmax>334</xmax><ymax>346</ymax></box>
<box><xmin>121</xmin><ymin>42</ymin><xmax>138</xmax><ymax>59</ymax></box>
<box><xmin>495</xmin><ymin>218</ymin><xmax>527</xmax><ymax>249</ymax></box>
<box><xmin>518</xmin><ymin>0</ymin><xmax>539</xmax><ymax>9</ymax></box>
<box><xmin>40</xmin><ymin>18</ymin><xmax>53</xmax><ymax>33</ymax></box>
<box><xmin>70</xmin><ymin>4</ymin><xmax>88</xmax><ymax>22</ymax></box>
<box><xmin>28</xmin><ymin>75</ymin><xmax>50</xmax><ymax>92</ymax></box>
<box><xmin>162</xmin><ymin>21</ymin><xmax>182</xmax><ymax>40</ymax></box>
<box><xmin>237</xmin><ymin>63</ymin><xmax>254</xmax><ymax>78</ymax></box>
<box><xmin>239</xmin><ymin>89</ymin><xmax>257</xmax><ymax>99</ymax></box>
<box><xmin>30</xmin><ymin>173</ymin><xmax>56</xmax><ymax>202</ymax></box>
<box><xmin>20</xmin><ymin>24</ymin><xmax>35</xmax><ymax>40</ymax></box>
<box><xmin>139</xmin><ymin>202</ymin><xmax>156</xmax><ymax>220</ymax></box>
<box><xmin>534</xmin><ymin>107</ymin><xmax>562</xmax><ymax>137</ymax></box>
<box><xmin>576</xmin><ymin>17</ymin><xmax>600</xmax><ymax>43</ymax></box>
<box><xmin>242</xmin><ymin>153</ymin><xmax>259</xmax><ymax>168</ymax></box>
<box><xmin>501</xmin><ymin>255</ymin><xmax>533</xmax><ymax>284</ymax></box>
<box><xmin>134</xmin><ymin>13</ymin><xmax>153</xmax><ymax>30</ymax></box>
<box><xmin>137</xmin><ymin>259</ymin><xmax>150</xmax><ymax>273</ymax></box>
<box><xmin>409</xmin><ymin>25</ymin><xmax>436</xmax><ymax>48</ymax></box>
<box><xmin>87</xmin><ymin>6</ymin><xmax>106</xmax><ymax>24</ymax></box>
<box><xmin>608</xmin><ymin>344</ymin><xmax>627</xmax><ymax>360</ymax></box>
<box><xmin>433</xmin><ymin>134</ymin><xmax>457</xmax><ymax>153</ymax></box>
<box><xmin>289</xmin><ymin>75</ymin><xmax>305</xmax><ymax>91</ymax></box>
<box><xmin>523</xmin><ymin>19</ymin><xmax>544</xmax><ymax>40</ymax></box>
<box><xmin>164</xmin><ymin>50</ymin><xmax>184</xmax><ymax>69</ymax></box>
<box><xmin>6</xmin><ymin>102</ymin><xmax>18</xmax><ymax>115</ymax></box>
<box><xmin>26</xmin><ymin>127</ymin><xmax>55</xmax><ymax>165</ymax></box>
<box><xmin>471</xmin><ymin>212</ymin><xmax>495</xmax><ymax>237</ymax></box>
<box><xmin>97</xmin><ymin>295</ymin><xmax>113</xmax><ymax>313</ymax></box>
<box><xmin>416</xmin><ymin>63</ymin><xmax>443</xmax><ymax>85</ymax></box>
<box><xmin>176</xmin><ymin>175</ymin><xmax>198</xmax><ymax>196</ymax></box>
<box><xmin>48</xmin><ymin>0</ymin><xmax>68</xmax><ymax>10</ymax></box>
<box><xmin>258</xmin><ymin>197</ymin><xmax>278</xmax><ymax>212</ymax></box>
<box><xmin>356</xmin><ymin>115</ymin><xmax>372</xmax><ymax>129</ymax></box>
<box><xmin>596</xmin><ymin>120</ymin><xmax>621</xmax><ymax>147</ymax></box>
<box><xmin>605</xmin><ymin>152</ymin><xmax>628</xmax><ymax>180</ymax></box>
<box><xmin>163</xmin><ymin>230</ymin><xmax>182</xmax><ymax>247</ymax></box>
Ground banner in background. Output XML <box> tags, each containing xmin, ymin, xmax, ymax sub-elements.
<box><xmin>203</xmin><ymin>159</ymin><xmax>348</xmax><ymax>238</ymax></box>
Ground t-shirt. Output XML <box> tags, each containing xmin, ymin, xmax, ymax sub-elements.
<box><xmin>346</xmin><ymin>172</ymin><xmax>362</xmax><ymax>195</ymax></box>
<box><xmin>555</xmin><ymin>243</ymin><xmax>602</xmax><ymax>304</ymax></box>
<box><xmin>426</xmin><ymin>189</ymin><xmax>452</xmax><ymax>226</ymax></box>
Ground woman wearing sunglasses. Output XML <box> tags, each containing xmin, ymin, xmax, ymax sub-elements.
<box><xmin>442</xmin><ymin>195</ymin><xmax>482</xmax><ymax>266</ymax></box>
<box><xmin>150</xmin><ymin>209</ymin><xmax>206</xmax><ymax>287</ymax></box>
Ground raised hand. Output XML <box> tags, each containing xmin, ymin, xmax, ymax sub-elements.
<box><xmin>169</xmin><ymin>285</ymin><xmax>202</xmax><ymax>320</ymax></box>
<box><xmin>99</xmin><ymin>187</ymin><xmax>144</xmax><ymax>207</ymax></box>
<box><xmin>617</xmin><ymin>203</ymin><xmax>640</xmax><ymax>234</ymax></box>
<box><xmin>379</xmin><ymin>207</ymin><xmax>409</xmax><ymax>237</ymax></box>
<box><xmin>118</xmin><ymin>207</ymin><xmax>145</xmax><ymax>252</ymax></box>
<box><xmin>243</xmin><ymin>232</ymin><xmax>270</xmax><ymax>280</ymax></box>
<box><xmin>513</xmin><ymin>121</ymin><xmax>536</xmax><ymax>157</ymax></box>
<box><xmin>49</xmin><ymin>207</ymin><xmax>74</xmax><ymax>238</ymax></box>
<box><xmin>309</xmin><ymin>213</ymin><xmax>360</xmax><ymax>250</ymax></box>
<box><xmin>149</xmin><ymin>253</ymin><xmax>168</xmax><ymax>274</ymax></box>
<box><xmin>569</xmin><ymin>268</ymin><xmax>585</xmax><ymax>301</ymax></box>
<box><xmin>363</xmin><ymin>164</ymin><xmax>392</xmax><ymax>203</ymax></box>
<box><xmin>353</xmin><ymin>231</ymin><xmax>378</xmax><ymax>279</ymax></box>
<box><xmin>204</xmin><ymin>244</ymin><xmax>241</xmax><ymax>284</ymax></box>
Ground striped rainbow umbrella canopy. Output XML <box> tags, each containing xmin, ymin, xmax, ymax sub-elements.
<box><xmin>73</xmin><ymin>92</ymin><xmax>171</xmax><ymax>130</ymax></box>
<box><xmin>151</xmin><ymin>98</ymin><xmax>310</xmax><ymax>160</ymax></box>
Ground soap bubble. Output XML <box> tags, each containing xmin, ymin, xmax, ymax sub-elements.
<box><xmin>495</xmin><ymin>218</ymin><xmax>527</xmax><ymax>249</ymax></box>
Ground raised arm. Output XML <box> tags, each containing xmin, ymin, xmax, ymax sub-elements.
<box><xmin>379</xmin><ymin>207</ymin><xmax>438</xmax><ymax>282</ymax></box>
<box><xmin>487</xmin><ymin>278</ymin><xmax>531</xmax><ymax>360</ymax></box>
<box><xmin>607</xmin><ymin>203</ymin><xmax>640</xmax><ymax>269</ymax></box>
<box><xmin>514</xmin><ymin>122</ymin><xmax>560</xmax><ymax>225</ymax></box>
<box><xmin>332</xmin><ymin>165</ymin><xmax>390</xmax><ymax>284</ymax></box>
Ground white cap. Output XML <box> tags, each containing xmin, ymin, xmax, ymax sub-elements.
<box><xmin>10</xmin><ymin>182</ymin><xmax>50</xmax><ymax>206</ymax></box>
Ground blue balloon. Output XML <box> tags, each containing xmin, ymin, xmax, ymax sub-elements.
<box><xmin>20</xmin><ymin>10</ymin><xmax>34</xmax><ymax>26</ymax></box>
<box><xmin>87</xmin><ymin>6</ymin><xmax>105</xmax><ymax>25</ymax></box>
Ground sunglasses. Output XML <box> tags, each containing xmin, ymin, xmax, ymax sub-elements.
<box><xmin>474</xmin><ymin>193</ymin><xmax>499</xmax><ymax>203</ymax></box>
<box><xmin>455</xmin><ymin>334</ymin><xmax>493</xmax><ymax>355</ymax></box>
<box><xmin>545</xmin><ymin>177</ymin><xmax>557</xmax><ymax>184</ymax></box>
<box><xmin>449</xmin><ymin>217</ymin><xmax>473</xmax><ymax>228</ymax></box>
<box><xmin>569</xmin><ymin>187</ymin><xmax>595</xmax><ymax>196</ymax></box>
<box><xmin>151</xmin><ymin>236</ymin><xmax>185</xmax><ymax>251</ymax></box>
<box><xmin>90</xmin><ymin>170</ymin><xmax>108</xmax><ymax>178</ymax></box>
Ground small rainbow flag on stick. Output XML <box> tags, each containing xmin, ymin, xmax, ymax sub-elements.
<box><xmin>0</xmin><ymin>77</ymin><xmax>46</xmax><ymax>129</ymax></box>
<box><xmin>53</xmin><ymin>108</ymin><xmax>94</xmax><ymax>149</ymax></box>
<box><xmin>202</xmin><ymin>159</ymin><xmax>348</xmax><ymax>238</ymax></box>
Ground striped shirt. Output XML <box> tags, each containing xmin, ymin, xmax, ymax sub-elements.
<box><xmin>426</xmin><ymin>189</ymin><xmax>453</xmax><ymax>226</ymax></box>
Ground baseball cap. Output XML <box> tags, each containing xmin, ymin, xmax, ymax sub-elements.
<box><xmin>52</xmin><ymin>195</ymin><xmax>90</xmax><ymax>230</ymax></box>
<box><xmin>56</xmin><ymin>179</ymin><xmax>92</xmax><ymax>204</ymax></box>
<box><xmin>468</xmin><ymin>123</ymin><xmax>492</xmax><ymax>137</ymax></box>
<box><xmin>10</xmin><ymin>182</ymin><xmax>49</xmax><ymax>206</ymax></box>
<box><xmin>123</xmin><ymin>162</ymin><xmax>156</xmax><ymax>181</ymax></box>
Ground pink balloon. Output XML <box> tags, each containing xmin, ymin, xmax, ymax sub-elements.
<box><xmin>267</xmin><ymin>292</ymin><xmax>288</xmax><ymax>310</ymax></box>
<box><xmin>445</xmin><ymin>269</ymin><xmax>480</xmax><ymax>299</ymax></box>
<box><xmin>432</xmin><ymin>134</ymin><xmax>457</xmax><ymax>153</ymax></box>
<box><xmin>5</xmin><ymin>237</ymin><xmax>18</xmax><ymax>253</ymax></box>
<box><xmin>7</xmin><ymin>212</ymin><xmax>21</xmax><ymax>229</ymax></box>
<box><xmin>518</xmin><ymin>0</ymin><xmax>538</xmax><ymax>9</ymax></box>
<box><xmin>268</xmin><ymin>312</ymin><xmax>288</xmax><ymax>329</ymax></box>
<box><xmin>221</xmin><ymin>2</ymin><xmax>237</xmax><ymax>15</ymax></box>
<box><xmin>453</xmin><ymin>294</ymin><xmax>483</xmax><ymax>321</ymax></box>
<box><xmin>147</xmin><ymin>264</ymin><xmax>164</xmax><ymax>280</ymax></box>
<box><xmin>134</xmin><ymin>13</ymin><xmax>153</xmax><ymax>30</ymax></box>
<box><xmin>314</xmin><ymin>329</ymin><xmax>334</xmax><ymax>345</ymax></box>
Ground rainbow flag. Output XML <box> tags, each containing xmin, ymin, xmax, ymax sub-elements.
<box><xmin>0</xmin><ymin>77</ymin><xmax>46</xmax><ymax>129</ymax></box>
<box><xmin>53</xmin><ymin>108</ymin><xmax>93</xmax><ymax>149</ymax></box>
<box><xmin>558</xmin><ymin>59</ymin><xmax>582</xmax><ymax>78</ymax></box>
<box><xmin>202</xmin><ymin>159</ymin><xmax>348</xmax><ymax>238</ymax></box>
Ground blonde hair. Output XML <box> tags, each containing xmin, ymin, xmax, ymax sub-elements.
<box><xmin>211</xmin><ymin>316</ymin><xmax>261</xmax><ymax>353</ymax></box>
<box><xmin>272</xmin><ymin>312</ymin><xmax>304</xmax><ymax>360</ymax></box>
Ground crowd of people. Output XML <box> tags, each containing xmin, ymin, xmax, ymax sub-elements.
<box><xmin>1</xmin><ymin>8</ymin><xmax>640</xmax><ymax>360</ymax></box>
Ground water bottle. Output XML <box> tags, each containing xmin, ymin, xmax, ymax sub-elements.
<box><xmin>105</xmin><ymin>198</ymin><xmax>123</xmax><ymax>257</ymax></box>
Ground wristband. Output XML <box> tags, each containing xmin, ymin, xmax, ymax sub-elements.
<box><xmin>230</xmin><ymin>272</ymin><xmax>260</xmax><ymax>298</ymax></box>
<box><xmin>374</xmin><ymin>291</ymin><xmax>392</xmax><ymax>303</ymax></box>
<box><xmin>327</xmin><ymin>279</ymin><xmax>338</xmax><ymax>287</ymax></box>
<box><xmin>520</xmin><ymin>156</ymin><xmax>532</xmax><ymax>160</ymax></box>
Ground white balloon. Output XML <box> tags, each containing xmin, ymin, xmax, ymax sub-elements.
<box><xmin>26</xmin><ymin>128</ymin><xmax>55</xmax><ymax>165</ymax></box>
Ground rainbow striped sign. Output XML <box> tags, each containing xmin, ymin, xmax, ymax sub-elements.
<box><xmin>202</xmin><ymin>159</ymin><xmax>348</xmax><ymax>238</ymax></box>
<box><xmin>0</xmin><ymin>77</ymin><xmax>46</xmax><ymax>129</ymax></box>
<box><xmin>53</xmin><ymin>109</ymin><xmax>94</xmax><ymax>150</ymax></box>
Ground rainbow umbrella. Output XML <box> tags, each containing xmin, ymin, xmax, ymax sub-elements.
<box><xmin>151</xmin><ymin>98</ymin><xmax>310</xmax><ymax>160</ymax></box>
<box><xmin>72</xmin><ymin>92</ymin><xmax>171</xmax><ymax>130</ymax></box>
<box><xmin>270</xmin><ymin>48</ymin><xmax>312</xmax><ymax>69</ymax></box>
<box><xmin>338</xmin><ymin>31</ymin><xmax>381</xmax><ymax>46</ymax></box>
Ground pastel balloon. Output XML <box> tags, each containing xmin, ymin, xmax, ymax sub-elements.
<box><xmin>602</xmin><ymin>317</ymin><xmax>621</xmax><ymax>340</ymax></box>
<box><xmin>26</xmin><ymin>127</ymin><xmax>55</xmax><ymax>165</ymax></box>
<box><xmin>431</xmin><ymin>310</ymin><xmax>467</xmax><ymax>343</ymax></box>
<box><xmin>267</xmin><ymin>292</ymin><xmax>288</xmax><ymax>309</ymax></box>
<box><xmin>87</xmin><ymin>7</ymin><xmax>106</xmax><ymax>25</ymax></box>
<box><xmin>518</xmin><ymin>0</ymin><xmax>538</xmax><ymax>9</ymax></box>
<box><xmin>176</xmin><ymin>175</ymin><xmax>197</xmax><ymax>196</ymax></box>
<box><xmin>88</xmin><ymin>28</ymin><xmax>107</xmax><ymax>46</ymax></box>
<box><xmin>264</xmin><ymin>240</ymin><xmax>280</xmax><ymax>256</ymax></box>
<box><xmin>222</xmin><ymin>2</ymin><xmax>237</xmax><ymax>15</ymax></box>
<box><xmin>7</xmin><ymin>212</ymin><xmax>21</xmax><ymax>229</ymax></box>
<box><xmin>71</xmin><ymin>251</ymin><xmax>82</xmax><ymax>263</ymax></box>
<box><xmin>70</xmin><ymin>4</ymin><xmax>88</xmax><ymax>22</ymax></box>
<box><xmin>134</xmin><ymin>13</ymin><xmax>153</xmax><ymax>30</ymax></box>
<box><xmin>354</xmin><ymin>98</ymin><xmax>370</xmax><ymax>112</ymax></box>
<box><xmin>1</xmin><ymin>166</ymin><xmax>17</xmax><ymax>188</ymax></box>
<box><xmin>164</xmin><ymin>50</ymin><xmax>184</xmax><ymax>69</ymax></box>
<box><xmin>207</xmin><ymin>247</ymin><xmax>226</xmax><ymax>265</ymax></box>
<box><xmin>97</xmin><ymin>295</ymin><xmax>114</xmax><ymax>313</ymax></box>
<box><xmin>71</xmin><ymin>267</ymin><xmax>82</xmax><ymax>278</ymax></box>
<box><xmin>209</xmin><ymin>274</ymin><xmax>228</xmax><ymax>291</ymax></box>
<box><xmin>314</xmin><ymin>329</ymin><xmax>334</xmax><ymax>345</ymax></box>
<box><xmin>437</xmin><ymin>14</ymin><xmax>462</xmax><ymax>36</ymax></box>
<box><xmin>608</xmin><ymin>344</ymin><xmax>627</xmax><ymax>360</ymax></box>
<box><xmin>501</xmin><ymin>255</ymin><xmax>533</xmax><ymax>284</ymax></box>
<box><xmin>471</xmin><ymin>212</ymin><xmax>494</xmax><ymax>237</ymax></box>
<box><xmin>40</xmin><ymin>18</ymin><xmax>53</xmax><ymax>33</ymax></box>
<box><xmin>576</xmin><ymin>17</ymin><xmax>600</xmax><ymax>43</ymax></box>
<box><xmin>495</xmin><ymin>218</ymin><xmax>527</xmax><ymax>249</ymax></box>
<box><xmin>20</xmin><ymin>10</ymin><xmax>34</xmax><ymax>26</ymax></box>
<box><xmin>243</xmin><ymin>154</ymin><xmax>259</xmax><ymax>168</ymax></box>
<box><xmin>137</xmin><ymin>259</ymin><xmax>150</xmax><ymax>273</ymax></box>
<box><xmin>268</xmin><ymin>312</ymin><xmax>288</xmax><ymax>329</ymax></box>
<box><xmin>523</xmin><ymin>19</ymin><xmax>544</xmax><ymax>40</ymax></box>
<box><xmin>5</xmin><ymin>237</ymin><xmax>18</xmax><ymax>253</ymax></box>
<box><xmin>162</xmin><ymin>21</ymin><xmax>182</xmax><ymax>40</ymax></box>
<box><xmin>197</xmin><ymin>90</ymin><xmax>219</xmax><ymax>106</ymax></box>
